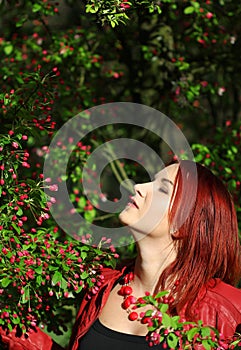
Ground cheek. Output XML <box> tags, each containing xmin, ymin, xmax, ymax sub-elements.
<box><xmin>145</xmin><ymin>195</ymin><xmax>170</xmax><ymax>220</ymax></box>
<box><xmin>136</xmin><ymin>196</ymin><xmax>170</xmax><ymax>231</ymax></box>
<box><xmin>147</xmin><ymin>206</ymin><xmax>169</xmax><ymax>228</ymax></box>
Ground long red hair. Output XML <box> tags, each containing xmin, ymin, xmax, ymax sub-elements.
<box><xmin>159</xmin><ymin>160</ymin><xmax>241</xmax><ymax>318</ymax></box>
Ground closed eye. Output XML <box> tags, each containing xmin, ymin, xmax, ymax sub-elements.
<box><xmin>159</xmin><ymin>187</ymin><xmax>168</xmax><ymax>194</ymax></box>
<box><xmin>152</xmin><ymin>174</ymin><xmax>174</xmax><ymax>194</ymax></box>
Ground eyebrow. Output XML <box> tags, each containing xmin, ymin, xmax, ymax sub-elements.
<box><xmin>162</xmin><ymin>178</ymin><xmax>174</xmax><ymax>186</ymax></box>
<box><xmin>154</xmin><ymin>175</ymin><xmax>174</xmax><ymax>186</ymax></box>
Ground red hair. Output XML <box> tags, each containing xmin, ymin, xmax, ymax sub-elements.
<box><xmin>159</xmin><ymin>160</ymin><xmax>241</xmax><ymax>319</ymax></box>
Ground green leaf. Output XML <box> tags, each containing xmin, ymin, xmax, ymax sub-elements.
<box><xmin>12</xmin><ymin>222</ymin><xmax>21</xmax><ymax>234</ymax></box>
<box><xmin>16</xmin><ymin>207</ymin><xmax>23</xmax><ymax>216</ymax></box>
<box><xmin>49</xmin><ymin>266</ymin><xmax>59</xmax><ymax>271</ymax></box>
<box><xmin>74</xmin><ymin>285</ymin><xmax>83</xmax><ymax>293</ymax></box>
<box><xmin>201</xmin><ymin>339</ymin><xmax>212</xmax><ymax>350</ymax></box>
<box><xmin>85</xmin><ymin>4</ymin><xmax>98</xmax><ymax>13</ymax></box>
<box><xmin>32</xmin><ymin>3</ymin><xmax>42</xmax><ymax>12</ymax></box>
<box><xmin>81</xmin><ymin>271</ymin><xmax>89</xmax><ymax>279</ymax></box>
<box><xmin>167</xmin><ymin>333</ymin><xmax>179</xmax><ymax>348</ymax></box>
<box><xmin>21</xmin><ymin>286</ymin><xmax>30</xmax><ymax>304</ymax></box>
<box><xmin>35</xmin><ymin>266</ymin><xmax>43</xmax><ymax>274</ymax></box>
<box><xmin>52</xmin><ymin>271</ymin><xmax>62</xmax><ymax>285</ymax></box>
<box><xmin>149</xmin><ymin>295</ymin><xmax>157</xmax><ymax>305</ymax></box>
<box><xmin>145</xmin><ymin>309</ymin><xmax>153</xmax><ymax>317</ymax></box>
<box><xmin>84</xmin><ymin>209</ymin><xmax>96</xmax><ymax>222</ymax></box>
<box><xmin>62</xmin><ymin>263</ymin><xmax>70</xmax><ymax>272</ymax></box>
<box><xmin>224</xmin><ymin>167</ymin><xmax>232</xmax><ymax>174</ymax></box>
<box><xmin>36</xmin><ymin>275</ymin><xmax>42</xmax><ymax>286</ymax></box>
<box><xmin>201</xmin><ymin>326</ymin><xmax>211</xmax><ymax>337</ymax></box>
<box><xmin>13</xmin><ymin>236</ymin><xmax>20</xmax><ymax>244</ymax></box>
<box><xmin>103</xmin><ymin>258</ymin><xmax>116</xmax><ymax>269</ymax></box>
<box><xmin>16</xmin><ymin>16</ymin><xmax>27</xmax><ymax>27</ymax></box>
<box><xmin>179</xmin><ymin>62</ymin><xmax>190</xmax><ymax>71</ymax></box>
<box><xmin>60</xmin><ymin>278</ymin><xmax>68</xmax><ymax>290</ymax></box>
<box><xmin>187</xmin><ymin>327</ymin><xmax>199</xmax><ymax>341</ymax></box>
<box><xmin>187</xmin><ymin>91</ymin><xmax>194</xmax><ymax>102</ymax></box>
<box><xmin>12</xmin><ymin>316</ymin><xmax>20</xmax><ymax>325</ymax></box>
<box><xmin>162</xmin><ymin>312</ymin><xmax>172</xmax><ymax>328</ymax></box>
<box><xmin>159</xmin><ymin>303</ymin><xmax>169</xmax><ymax>313</ymax></box>
<box><xmin>81</xmin><ymin>251</ymin><xmax>87</xmax><ymax>260</ymax></box>
<box><xmin>155</xmin><ymin>290</ymin><xmax>169</xmax><ymax>299</ymax></box>
<box><xmin>192</xmin><ymin>1</ymin><xmax>200</xmax><ymax>9</ymax></box>
<box><xmin>8</xmin><ymin>323</ymin><xmax>13</xmax><ymax>332</ymax></box>
<box><xmin>4</xmin><ymin>44</ymin><xmax>13</xmax><ymax>55</ymax></box>
<box><xmin>184</xmin><ymin>6</ymin><xmax>194</xmax><ymax>14</ymax></box>
<box><xmin>110</xmin><ymin>21</ymin><xmax>116</xmax><ymax>28</ymax></box>
<box><xmin>1</xmin><ymin>277</ymin><xmax>12</xmax><ymax>287</ymax></box>
<box><xmin>78</xmin><ymin>197</ymin><xmax>86</xmax><ymax>208</ymax></box>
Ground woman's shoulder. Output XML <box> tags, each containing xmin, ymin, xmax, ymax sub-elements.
<box><xmin>101</xmin><ymin>261</ymin><xmax>133</xmax><ymax>280</ymax></box>
<box><xmin>205</xmin><ymin>279</ymin><xmax>241</xmax><ymax>311</ymax></box>
<box><xmin>196</xmin><ymin>279</ymin><xmax>241</xmax><ymax>339</ymax></box>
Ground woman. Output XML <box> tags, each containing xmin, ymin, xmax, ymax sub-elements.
<box><xmin>1</xmin><ymin>160</ymin><xmax>241</xmax><ymax>349</ymax></box>
<box><xmin>69</xmin><ymin>160</ymin><xmax>241</xmax><ymax>349</ymax></box>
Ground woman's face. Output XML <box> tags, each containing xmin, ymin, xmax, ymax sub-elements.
<box><xmin>119</xmin><ymin>163</ymin><xmax>179</xmax><ymax>237</ymax></box>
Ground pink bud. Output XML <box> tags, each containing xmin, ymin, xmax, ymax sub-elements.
<box><xmin>200</xmin><ymin>81</ymin><xmax>208</xmax><ymax>87</ymax></box>
<box><xmin>49</xmin><ymin>184</ymin><xmax>58</xmax><ymax>191</ymax></box>
<box><xmin>2</xmin><ymin>247</ymin><xmax>8</xmax><ymax>255</ymax></box>
<box><xmin>22</xmin><ymin>162</ymin><xmax>30</xmax><ymax>168</ymax></box>
<box><xmin>206</xmin><ymin>12</ymin><xmax>213</xmax><ymax>19</ymax></box>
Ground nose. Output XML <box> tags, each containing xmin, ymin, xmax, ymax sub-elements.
<box><xmin>134</xmin><ymin>182</ymin><xmax>149</xmax><ymax>197</ymax></box>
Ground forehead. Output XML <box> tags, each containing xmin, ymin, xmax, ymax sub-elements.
<box><xmin>155</xmin><ymin>164</ymin><xmax>179</xmax><ymax>183</ymax></box>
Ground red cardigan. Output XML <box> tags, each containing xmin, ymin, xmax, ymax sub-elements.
<box><xmin>1</xmin><ymin>267</ymin><xmax>241</xmax><ymax>349</ymax></box>
<box><xmin>68</xmin><ymin>267</ymin><xmax>241</xmax><ymax>350</ymax></box>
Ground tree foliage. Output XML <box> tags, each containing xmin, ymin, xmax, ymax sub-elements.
<box><xmin>0</xmin><ymin>0</ymin><xmax>241</xmax><ymax>347</ymax></box>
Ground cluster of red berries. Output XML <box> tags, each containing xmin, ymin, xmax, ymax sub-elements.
<box><xmin>116</xmin><ymin>272</ymin><xmax>241</xmax><ymax>349</ymax></box>
<box><xmin>118</xmin><ymin>272</ymin><xmax>167</xmax><ymax>331</ymax></box>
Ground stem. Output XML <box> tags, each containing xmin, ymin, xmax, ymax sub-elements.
<box><xmin>105</xmin><ymin>143</ymin><xmax>134</xmax><ymax>194</ymax></box>
<box><xmin>84</xmin><ymin>137</ymin><xmax>134</xmax><ymax>194</ymax></box>
<box><xmin>93</xmin><ymin>213</ymin><xmax>115</xmax><ymax>221</ymax></box>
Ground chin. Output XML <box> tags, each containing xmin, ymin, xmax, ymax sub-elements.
<box><xmin>118</xmin><ymin>211</ymin><xmax>128</xmax><ymax>225</ymax></box>
<box><xmin>119</xmin><ymin>209</ymin><xmax>134</xmax><ymax>226</ymax></box>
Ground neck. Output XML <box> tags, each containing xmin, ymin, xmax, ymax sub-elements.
<box><xmin>132</xmin><ymin>234</ymin><xmax>176</xmax><ymax>295</ymax></box>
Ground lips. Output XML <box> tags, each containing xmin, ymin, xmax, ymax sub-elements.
<box><xmin>129</xmin><ymin>196</ymin><xmax>139</xmax><ymax>209</ymax></box>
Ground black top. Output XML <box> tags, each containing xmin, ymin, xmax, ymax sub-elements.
<box><xmin>78</xmin><ymin>319</ymin><xmax>167</xmax><ymax>350</ymax></box>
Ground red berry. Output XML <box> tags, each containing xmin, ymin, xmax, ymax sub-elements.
<box><xmin>141</xmin><ymin>316</ymin><xmax>151</xmax><ymax>324</ymax></box>
<box><xmin>137</xmin><ymin>297</ymin><xmax>146</xmax><ymax>304</ymax></box>
<box><xmin>124</xmin><ymin>272</ymin><xmax>134</xmax><ymax>284</ymax></box>
<box><xmin>128</xmin><ymin>312</ymin><xmax>138</xmax><ymax>321</ymax></box>
<box><xmin>126</xmin><ymin>295</ymin><xmax>136</xmax><ymax>304</ymax></box>
<box><xmin>122</xmin><ymin>298</ymin><xmax>131</xmax><ymax>309</ymax></box>
<box><xmin>123</xmin><ymin>286</ymin><xmax>133</xmax><ymax>295</ymax></box>
<box><xmin>118</xmin><ymin>286</ymin><xmax>125</xmax><ymax>296</ymax></box>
